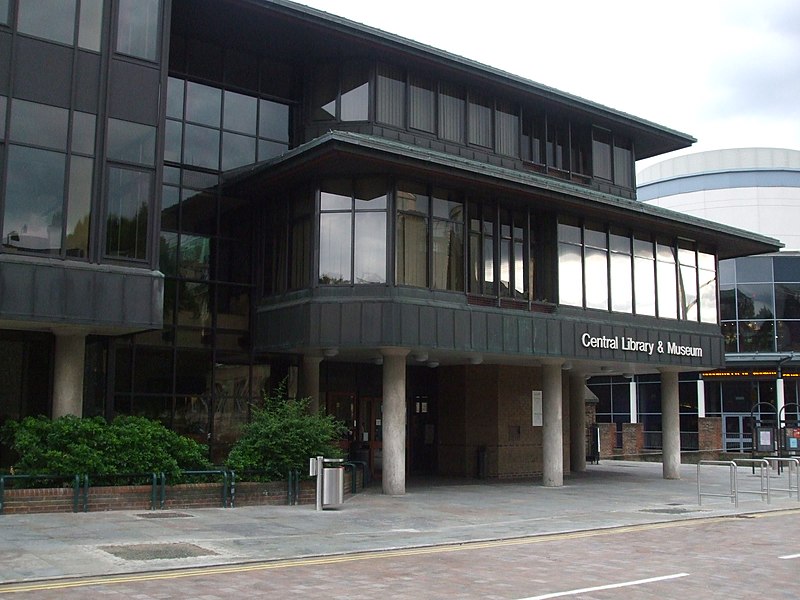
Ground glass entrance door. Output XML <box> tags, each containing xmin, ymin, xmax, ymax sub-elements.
<box><xmin>724</xmin><ymin>414</ymin><xmax>752</xmax><ymax>452</ymax></box>
<box><xmin>356</xmin><ymin>396</ymin><xmax>382</xmax><ymax>479</ymax></box>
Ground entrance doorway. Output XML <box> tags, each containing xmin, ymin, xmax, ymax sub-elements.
<box><xmin>355</xmin><ymin>396</ymin><xmax>382</xmax><ymax>479</ymax></box>
<box><xmin>724</xmin><ymin>414</ymin><xmax>752</xmax><ymax>452</ymax></box>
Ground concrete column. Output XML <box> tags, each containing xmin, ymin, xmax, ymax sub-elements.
<box><xmin>52</xmin><ymin>334</ymin><xmax>86</xmax><ymax>418</ymax></box>
<box><xmin>300</xmin><ymin>355</ymin><xmax>323</xmax><ymax>413</ymax></box>
<box><xmin>382</xmin><ymin>348</ymin><xmax>409</xmax><ymax>495</ymax></box>
<box><xmin>660</xmin><ymin>369</ymin><xmax>681</xmax><ymax>480</ymax></box>
<box><xmin>569</xmin><ymin>372</ymin><xmax>587</xmax><ymax>473</ymax></box>
<box><xmin>542</xmin><ymin>362</ymin><xmax>563</xmax><ymax>487</ymax></box>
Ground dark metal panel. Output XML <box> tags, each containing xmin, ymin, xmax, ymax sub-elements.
<box><xmin>502</xmin><ymin>315</ymin><xmax>518</xmax><ymax>353</ymax></box>
<box><xmin>436</xmin><ymin>307</ymin><xmax>454</xmax><ymax>349</ymax></box>
<box><xmin>419</xmin><ymin>305</ymin><xmax>436</xmax><ymax>346</ymax></box>
<box><xmin>123</xmin><ymin>273</ymin><xmax>155</xmax><ymax>326</ymax></box>
<box><xmin>318</xmin><ymin>303</ymin><xmax>341</xmax><ymax>346</ymax></box>
<box><xmin>75</xmin><ymin>51</ymin><xmax>101</xmax><ymax>114</ymax></box>
<box><xmin>0</xmin><ymin>32</ymin><xmax>10</xmax><ymax>95</ymax></box>
<box><xmin>454</xmin><ymin>310</ymin><xmax>470</xmax><ymax>349</ymax></box>
<box><xmin>308</xmin><ymin>301</ymin><xmax>321</xmax><ymax>346</ymax></box>
<box><xmin>546</xmin><ymin>320</ymin><xmax>561</xmax><ymax>355</ymax></box>
<box><xmin>518</xmin><ymin>317</ymin><xmax>533</xmax><ymax>355</ymax></box>
<box><xmin>13</xmin><ymin>37</ymin><xmax>72</xmax><ymax>107</ymax></box>
<box><xmin>32</xmin><ymin>265</ymin><xmax>65</xmax><ymax>318</ymax></box>
<box><xmin>532</xmin><ymin>316</ymin><xmax>548</xmax><ymax>354</ymax></box>
<box><xmin>93</xmin><ymin>271</ymin><xmax>125</xmax><ymax>325</ymax></box>
<box><xmin>0</xmin><ymin>261</ymin><xmax>34</xmax><ymax>317</ymax></box>
<box><xmin>470</xmin><ymin>311</ymin><xmax>487</xmax><ymax>352</ymax></box>
<box><xmin>362</xmin><ymin>302</ymin><xmax>383</xmax><ymax>345</ymax></box>
<box><xmin>400</xmin><ymin>304</ymin><xmax>419</xmax><ymax>346</ymax></box>
<box><xmin>64</xmin><ymin>268</ymin><xmax>95</xmax><ymax>320</ymax></box>
<box><xmin>486</xmin><ymin>313</ymin><xmax>503</xmax><ymax>352</ymax></box>
<box><xmin>341</xmin><ymin>301</ymin><xmax>361</xmax><ymax>345</ymax></box>
<box><xmin>560</xmin><ymin>320</ymin><xmax>575</xmax><ymax>357</ymax></box>
<box><xmin>108</xmin><ymin>58</ymin><xmax>161</xmax><ymax>125</ymax></box>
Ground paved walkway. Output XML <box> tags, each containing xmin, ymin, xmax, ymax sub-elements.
<box><xmin>1</xmin><ymin>460</ymin><xmax>797</xmax><ymax>585</ymax></box>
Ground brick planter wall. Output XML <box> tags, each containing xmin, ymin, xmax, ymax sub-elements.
<box><xmin>621</xmin><ymin>423</ymin><xmax>644</xmax><ymax>456</ymax></box>
<box><xmin>1</xmin><ymin>469</ymin><xmax>362</xmax><ymax>515</ymax></box>
<box><xmin>698</xmin><ymin>417</ymin><xmax>723</xmax><ymax>460</ymax></box>
<box><xmin>597</xmin><ymin>423</ymin><xmax>617</xmax><ymax>458</ymax></box>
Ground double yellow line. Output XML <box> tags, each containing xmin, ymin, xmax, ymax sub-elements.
<box><xmin>3</xmin><ymin>509</ymin><xmax>799</xmax><ymax>594</ymax></box>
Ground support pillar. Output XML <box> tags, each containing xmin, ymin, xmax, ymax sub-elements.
<box><xmin>569</xmin><ymin>372</ymin><xmax>587</xmax><ymax>473</ymax></box>
<box><xmin>300</xmin><ymin>355</ymin><xmax>323</xmax><ymax>413</ymax></box>
<box><xmin>660</xmin><ymin>369</ymin><xmax>681</xmax><ymax>480</ymax></box>
<box><xmin>52</xmin><ymin>334</ymin><xmax>86</xmax><ymax>418</ymax></box>
<box><xmin>382</xmin><ymin>349</ymin><xmax>408</xmax><ymax>495</ymax></box>
<box><xmin>542</xmin><ymin>362</ymin><xmax>563</xmax><ymax>487</ymax></box>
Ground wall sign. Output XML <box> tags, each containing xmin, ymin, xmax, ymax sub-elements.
<box><xmin>580</xmin><ymin>333</ymin><xmax>703</xmax><ymax>358</ymax></box>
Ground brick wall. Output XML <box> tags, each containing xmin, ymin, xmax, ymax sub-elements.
<box><xmin>621</xmin><ymin>423</ymin><xmax>644</xmax><ymax>456</ymax></box>
<box><xmin>698</xmin><ymin>416</ymin><xmax>722</xmax><ymax>460</ymax></box>
<box><xmin>597</xmin><ymin>423</ymin><xmax>617</xmax><ymax>458</ymax></box>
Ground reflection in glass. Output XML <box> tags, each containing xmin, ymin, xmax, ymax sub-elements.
<box><xmin>0</xmin><ymin>0</ymin><xmax>8</xmax><ymax>25</ymax></box>
<box><xmin>166</xmin><ymin>77</ymin><xmax>184</xmax><ymax>119</ymax></box>
<box><xmin>312</xmin><ymin>67</ymin><xmax>338</xmax><ymax>121</ymax></box>
<box><xmin>409</xmin><ymin>75</ymin><xmax>435</xmax><ymax>133</ymax></box>
<box><xmin>558</xmin><ymin>243</ymin><xmax>583</xmax><ymax>307</ymax></box>
<box><xmin>736</xmin><ymin>284</ymin><xmax>774</xmax><ymax>320</ymax></box>
<box><xmin>10</xmin><ymin>99</ymin><xmax>69</xmax><ymax>150</ymax></box>
<box><xmin>222</xmin><ymin>132</ymin><xmax>256</xmax><ymax>170</ymax></box>
<box><xmin>257</xmin><ymin>139</ymin><xmax>288</xmax><ymax>161</ymax></box>
<box><xmin>107</xmin><ymin>118</ymin><xmax>156</xmax><ymax>166</ymax></box>
<box><xmin>71</xmin><ymin>111</ymin><xmax>96</xmax><ymax>155</ymax></box>
<box><xmin>340</xmin><ymin>64</ymin><xmax>369</xmax><ymax>122</ymax></box>
<box><xmin>78</xmin><ymin>0</ymin><xmax>103</xmax><ymax>51</ymax></box>
<box><xmin>593</xmin><ymin>129</ymin><xmax>612</xmax><ymax>180</ymax></box>
<box><xmin>223</xmin><ymin>90</ymin><xmax>257</xmax><ymax>134</ymax></box>
<box><xmin>680</xmin><ymin>263</ymin><xmax>698</xmax><ymax>321</ymax></box>
<box><xmin>179</xmin><ymin>233</ymin><xmax>211</xmax><ymax>280</ymax></box>
<box><xmin>164</xmin><ymin>120</ymin><xmax>182</xmax><ymax>163</ymax></box>
<box><xmin>354</xmin><ymin>212</ymin><xmax>386</xmax><ymax>283</ymax></box>
<box><xmin>738</xmin><ymin>320</ymin><xmax>775</xmax><ymax>352</ymax></box>
<box><xmin>177</xmin><ymin>282</ymin><xmax>212</xmax><ymax>327</ymax></box>
<box><xmin>438</xmin><ymin>83</ymin><xmax>465</xmax><ymax>143</ymax></box>
<box><xmin>585</xmin><ymin>247</ymin><xmax>609</xmax><ymax>310</ymax></box>
<box><xmin>183</xmin><ymin>124</ymin><xmax>219</xmax><ymax>169</ymax></box>
<box><xmin>116</xmin><ymin>0</ymin><xmax>160</xmax><ymax>61</ymax></box>
<box><xmin>432</xmin><ymin>220</ymin><xmax>463</xmax><ymax>291</ymax></box>
<box><xmin>468</xmin><ymin>96</ymin><xmax>492</xmax><ymax>148</ymax></box>
<box><xmin>3</xmin><ymin>146</ymin><xmax>65</xmax><ymax>254</ymax></box>
<box><xmin>776</xmin><ymin>283</ymin><xmax>800</xmax><ymax>319</ymax></box>
<box><xmin>634</xmin><ymin>255</ymin><xmax>656</xmax><ymax>316</ymax></box>
<box><xmin>159</xmin><ymin>231</ymin><xmax>178</xmax><ymax>277</ymax></box>
<box><xmin>185</xmin><ymin>82</ymin><xmax>221</xmax><ymax>127</ymax></box>
<box><xmin>319</xmin><ymin>213</ymin><xmax>351</xmax><ymax>284</ymax></box>
<box><xmin>735</xmin><ymin>256</ymin><xmax>772</xmax><ymax>283</ymax></box>
<box><xmin>610</xmin><ymin>251</ymin><xmax>633</xmax><ymax>313</ymax></box>
<box><xmin>656</xmin><ymin>250</ymin><xmax>677</xmax><ymax>319</ymax></box>
<box><xmin>699</xmin><ymin>267</ymin><xmax>718</xmax><ymax>324</ymax></box>
<box><xmin>105</xmin><ymin>167</ymin><xmax>151</xmax><ymax>260</ymax></box>
<box><xmin>320</xmin><ymin>181</ymin><xmax>352</xmax><ymax>210</ymax></box>
<box><xmin>66</xmin><ymin>156</ymin><xmax>93</xmax><ymax>258</ymax></box>
<box><xmin>17</xmin><ymin>0</ymin><xmax>76</xmax><ymax>45</ymax></box>
<box><xmin>0</xmin><ymin>96</ymin><xmax>5</xmax><ymax>137</ymax></box>
<box><xmin>259</xmin><ymin>99</ymin><xmax>290</xmax><ymax>142</ymax></box>
<box><xmin>376</xmin><ymin>64</ymin><xmax>405</xmax><ymax>127</ymax></box>
<box><xmin>396</xmin><ymin>185</ymin><xmax>428</xmax><ymax>287</ymax></box>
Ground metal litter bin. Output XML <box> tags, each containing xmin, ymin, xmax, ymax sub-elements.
<box><xmin>310</xmin><ymin>456</ymin><xmax>345</xmax><ymax>510</ymax></box>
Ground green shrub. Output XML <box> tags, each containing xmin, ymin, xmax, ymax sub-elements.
<box><xmin>226</xmin><ymin>382</ymin><xmax>347</xmax><ymax>480</ymax></box>
<box><xmin>1</xmin><ymin>415</ymin><xmax>212</xmax><ymax>483</ymax></box>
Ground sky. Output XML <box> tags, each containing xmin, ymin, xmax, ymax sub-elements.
<box><xmin>295</xmin><ymin>0</ymin><xmax>800</xmax><ymax>172</ymax></box>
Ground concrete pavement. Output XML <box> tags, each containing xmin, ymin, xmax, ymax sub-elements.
<box><xmin>1</xmin><ymin>460</ymin><xmax>797</xmax><ymax>585</ymax></box>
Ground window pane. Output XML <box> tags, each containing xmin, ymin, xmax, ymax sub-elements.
<box><xmin>319</xmin><ymin>213</ymin><xmax>351</xmax><ymax>284</ymax></box>
<box><xmin>739</xmin><ymin>321</ymin><xmax>775</xmax><ymax>352</ymax></box>
<box><xmin>221</xmin><ymin>131</ymin><xmax>255</xmax><ymax>170</ymax></box>
<box><xmin>680</xmin><ymin>263</ymin><xmax>698</xmax><ymax>321</ymax></box>
<box><xmin>257</xmin><ymin>139</ymin><xmax>288</xmax><ymax>161</ymax></box>
<box><xmin>185</xmin><ymin>82</ymin><xmax>221</xmax><ymax>127</ymax></box>
<box><xmin>0</xmin><ymin>96</ymin><xmax>6</xmax><ymax>137</ymax></box>
<box><xmin>107</xmin><ymin>118</ymin><xmax>156</xmax><ymax>166</ymax></box>
<box><xmin>78</xmin><ymin>0</ymin><xmax>103</xmax><ymax>51</ymax></box>
<box><xmin>610</xmin><ymin>251</ymin><xmax>633</xmax><ymax>313</ymax></box>
<box><xmin>496</xmin><ymin>100</ymin><xmax>519</xmax><ymax>157</ymax></box>
<box><xmin>657</xmin><ymin>249</ymin><xmax>678</xmax><ymax>319</ymax></box>
<box><xmin>376</xmin><ymin>64</ymin><xmax>405</xmax><ymax>127</ymax></box>
<box><xmin>634</xmin><ymin>256</ymin><xmax>656</xmax><ymax>316</ymax></box>
<box><xmin>9</xmin><ymin>99</ymin><xmax>69</xmax><ymax>150</ymax></box>
<box><xmin>320</xmin><ymin>180</ymin><xmax>352</xmax><ymax>211</ymax></box>
<box><xmin>699</xmin><ymin>268</ymin><xmax>718</xmax><ymax>324</ymax></box>
<box><xmin>183</xmin><ymin>124</ymin><xmax>219</xmax><ymax>170</ymax></box>
<box><xmin>178</xmin><ymin>234</ymin><xmax>211</xmax><ymax>281</ymax></box>
<box><xmin>65</xmin><ymin>155</ymin><xmax>92</xmax><ymax>258</ymax></box>
<box><xmin>3</xmin><ymin>145</ymin><xmax>65</xmax><ymax>254</ymax></box>
<box><xmin>71</xmin><ymin>111</ymin><xmax>96</xmax><ymax>155</ymax></box>
<box><xmin>354</xmin><ymin>178</ymin><xmax>387</xmax><ymax>209</ymax></box>
<box><xmin>438</xmin><ymin>83</ymin><xmax>464</xmax><ymax>143</ymax></box>
<box><xmin>558</xmin><ymin>243</ymin><xmax>583</xmax><ymax>306</ymax></box>
<box><xmin>106</xmin><ymin>167</ymin><xmax>151</xmax><ymax>260</ymax></box>
<box><xmin>354</xmin><ymin>212</ymin><xmax>386</xmax><ymax>283</ymax></box>
<box><xmin>0</xmin><ymin>0</ymin><xmax>8</xmax><ymax>25</ymax></box>
<box><xmin>468</xmin><ymin>96</ymin><xmax>492</xmax><ymax>147</ymax></box>
<box><xmin>166</xmin><ymin>77</ymin><xmax>184</xmax><ymax>119</ymax></box>
<box><xmin>17</xmin><ymin>0</ymin><xmax>76</xmax><ymax>44</ymax></box>
<box><xmin>736</xmin><ymin>256</ymin><xmax>773</xmax><ymax>283</ymax></box>
<box><xmin>341</xmin><ymin>63</ymin><xmax>369</xmax><ymax>121</ymax></box>
<box><xmin>259</xmin><ymin>99</ymin><xmax>290</xmax><ymax>142</ymax></box>
<box><xmin>409</xmin><ymin>75</ymin><xmax>435</xmax><ymax>133</ymax></box>
<box><xmin>397</xmin><ymin>212</ymin><xmax>427</xmax><ymax>287</ymax></box>
<box><xmin>432</xmin><ymin>220</ymin><xmax>463</xmax><ymax>291</ymax></box>
<box><xmin>312</xmin><ymin>67</ymin><xmax>338</xmax><ymax>121</ymax></box>
<box><xmin>613</xmin><ymin>138</ymin><xmax>633</xmax><ymax>187</ymax></box>
<box><xmin>776</xmin><ymin>283</ymin><xmax>800</xmax><ymax>319</ymax></box>
<box><xmin>164</xmin><ymin>119</ymin><xmax>182</xmax><ymax>163</ymax></box>
<box><xmin>737</xmin><ymin>283</ymin><xmax>775</xmax><ymax>319</ymax></box>
<box><xmin>116</xmin><ymin>0</ymin><xmax>160</xmax><ymax>61</ymax></box>
<box><xmin>223</xmin><ymin>90</ymin><xmax>257</xmax><ymax>134</ymax></box>
<box><xmin>593</xmin><ymin>129</ymin><xmax>612</xmax><ymax>180</ymax></box>
<box><xmin>585</xmin><ymin>247</ymin><xmax>609</xmax><ymax>310</ymax></box>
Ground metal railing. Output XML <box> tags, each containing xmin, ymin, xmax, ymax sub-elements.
<box><xmin>697</xmin><ymin>458</ymin><xmax>788</xmax><ymax>508</ymax></box>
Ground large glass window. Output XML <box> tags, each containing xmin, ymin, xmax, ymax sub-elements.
<box><xmin>468</xmin><ymin>95</ymin><xmax>492</xmax><ymax>148</ymax></box>
<box><xmin>558</xmin><ymin>218</ymin><xmax>583</xmax><ymax>307</ymax></box>
<box><xmin>396</xmin><ymin>181</ymin><xmax>428</xmax><ymax>287</ymax></box>
<box><xmin>16</xmin><ymin>0</ymin><xmax>76</xmax><ymax>45</ymax></box>
<box><xmin>584</xmin><ymin>224</ymin><xmax>608</xmax><ymax>310</ymax></box>
<box><xmin>376</xmin><ymin>64</ymin><xmax>405</xmax><ymax>128</ymax></box>
<box><xmin>609</xmin><ymin>230</ymin><xmax>633</xmax><ymax>313</ymax></box>
<box><xmin>699</xmin><ymin>251</ymin><xmax>718</xmax><ymax>324</ymax></box>
<box><xmin>432</xmin><ymin>188</ymin><xmax>464</xmax><ymax>292</ymax></box>
<box><xmin>0</xmin><ymin>0</ymin><xmax>8</xmax><ymax>25</ymax></box>
<box><xmin>592</xmin><ymin>128</ymin><xmax>612</xmax><ymax>180</ymax></box>
<box><xmin>469</xmin><ymin>202</ymin><xmax>496</xmax><ymax>296</ymax></box>
<box><xmin>3</xmin><ymin>145</ymin><xmax>65</xmax><ymax>254</ymax></box>
<box><xmin>78</xmin><ymin>0</ymin><xmax>103</xmax><ymax>51</ymax></box>
<box><xmin>495</xmin><ymin>100</ymin><xmax>519</xmax><ymax>158</ymax></box>
<box><xmin>409</xmin><ymin>75</ymin><xmax>435</xmax><ymax>133</ymax></box>
<box><xmin>547</xmin><ymin>121</ymin><xmax>568</xmax><ymax>171</ymax></box>
<box><xmin>107</xmin><ymin>118</ymin><xmax>156</xmax><ymax>166</ymax></box>
<box><xmin>66</xmin><ymin>156</ymin><xmax>93</xmax><ymax>257</ymax></box>
<box><xmin>9</xmin><ymin>99</ymin><xmax>69</xmax><ymax>150</ymax></box>
<box><xmin>116</xmin><ymin>0</ymin><xmax>161</xmax><ymax>62</ymax></box>
<box><xmin>613</xmin><ymin>137</ymin><xmax>633</xmax><ymax>187</ymax></box>
<box><xmin>678</xmin><ymin>245</ymin><xmax>698</xmax><ymax>321</ymax></box>
<box><xmin>319</xmin><ymin>179</ymin><xmax>386</xmax><ymax>285</ymax></box>
<box><xmin>521</xmin><ymin>113</ymin><xmax>545</xmax><ymax>165</ymax></box>
<box><xmin>633</xmin><ymin>237</ymin><xmax>656</xmax><ymax>316</ymax></box>
<box><xmin>656</xmin><ymin>241</ymin><xmax>678</xmax><ymax>319</ymax></box>
<box><xmin>438</xmin><ymin>83</ymin><xmax>465</xmax><ymax>144</ymax></box>
<box><xmin>105</xmin><ymin>166</ymin><xmax>151</xmax><ymax>260</ymax></box>
<box><xmin>499</xmin><ymin>209</ymin><xmax>525</xmax><ymax>298</ymax></box>
<box><xmin>340</xmin><ymin>63</ymin><xmax>370</xmax><ymax>122</ymax></box>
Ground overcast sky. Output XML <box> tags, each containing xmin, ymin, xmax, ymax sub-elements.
<box><xmin>296</xmin><ymin>0</ymin><xmax>800</xmax><ymax>171</ymax></box>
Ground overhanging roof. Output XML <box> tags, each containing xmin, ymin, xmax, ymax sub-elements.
<box><xmin>225</xmin><ymin>131</ymin><xmax>781</xmax><ymax>259</ymax></box>
<box><xmin>238</xmin><ymin>0</ymin><xmax>695</xmax><ymax>159</ymax></box>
